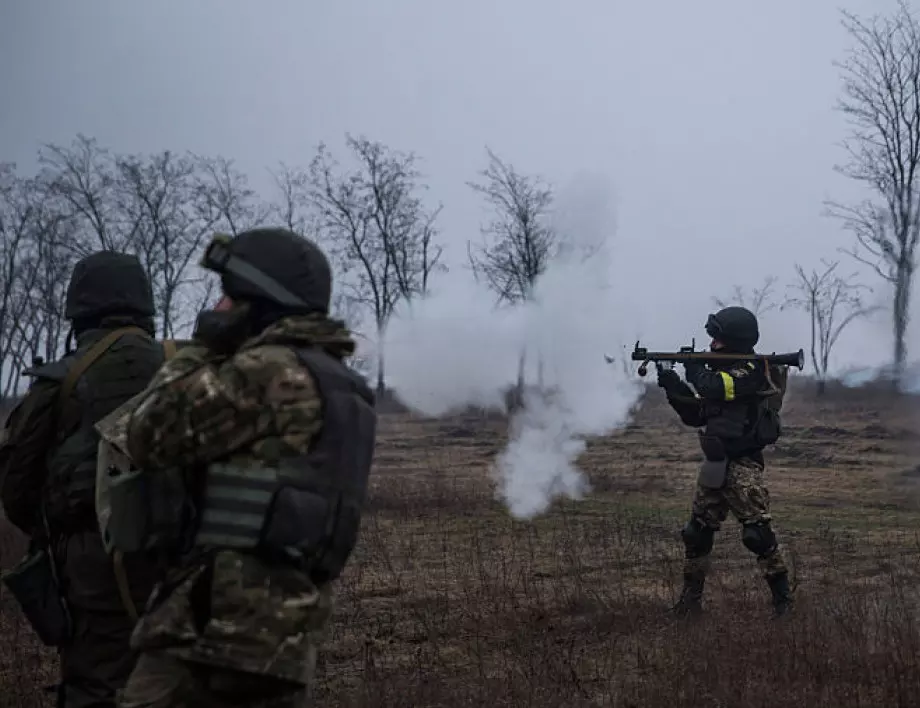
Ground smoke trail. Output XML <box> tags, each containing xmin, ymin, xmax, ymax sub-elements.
<box><xmin>384</xmin><ymin>175</ymin><xmax>643</xmax><ymax>518</ymax></box>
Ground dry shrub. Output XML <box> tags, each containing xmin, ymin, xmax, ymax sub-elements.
<box><xmin>3</xmin><ymin>388</ymin><xmax>920</xmax><ymax>707</ymax></box>
<box><xmin>309</xmin><ymin>494</ymin><xmax>920</xmax><ymax>707</ymax></box>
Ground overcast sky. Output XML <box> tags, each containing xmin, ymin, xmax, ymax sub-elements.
<box><xmin>0</xmin><ymin>0</ymin><xmax>907</xmax><ymax>373</ymax></box>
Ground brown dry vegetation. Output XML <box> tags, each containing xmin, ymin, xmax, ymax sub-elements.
<box><xmin>4</xmin><ymin>380</ymin><xmax>920</xmax><ymax>706</ymax></box>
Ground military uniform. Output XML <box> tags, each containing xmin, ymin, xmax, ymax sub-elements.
<box><xmin>0</xmin><ymin>253</ymin><xmax>168</xmax><ymax>707</ymax></box>
<box><xmin>659</xmin><ymin>306</ymin><xmax>792</xmax><ymax>617</ymax></box>
<box><xmin>110</xmin><ymin>229</ymin><xmax>377</xmax><ymax>708</ymax></box>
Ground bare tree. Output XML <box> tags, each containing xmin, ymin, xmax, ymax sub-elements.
<box><xmin>6</xmin><ymin>133</ymin><xmax>433</xmax><ymax>398</ymax></box>
<box><xmin>268</xmin><ymin>162</ymin><xmax>313</xmax><ymax>235</ymax></box>
<box><xmin>713</xmin><ymin>276</ymin><xmax>779</xmax><ymax>317</ymax></box>
<box><xmin>0</xmin><ymin>171</ymin><xmax>80</xmax><ymax>397</ymax></box>
<box><xmin>33</xmin><ymin>144</ymin><xmax>263</xmax><ymax>340</ymax></box>
<box><xmin>0</xmin><ymin>165</ymin><xmax>42</xmax><ymax>395</ymax></box>
<box><xmin>26</xmin><ymin>199</ymin><xmax>78</xmax><ymax>363</ymax></box>
<box><xmin>269</xmin><ymin>161</ymin><xmax>378</xmax><ymax>358</ymax></box>
<box><xmin>467</xmin><ymin>148</ymin><xmax>556</xmax><ymax>305</ymax></box>
<box><xmin>306</xmin><ymin>134</ymin><xmax>444</xmax><ymax>393</ymax></box>
<box><xmin>467</xmin><ymin>148</ymin><xmax>557</xmax><ymax>393</ymax></box>
<box><xmin>194</xmin><ymin>155</ymin><xmax>266</xmax><ymax>237</ymax></box>
<box><xmin>785</xmin><ymin>261</ymin><xmax>877</xmax><ymax>394</ymax></box>
<box><xmin>114</xmin><ymin>151</ymin><xmax>224</xmax><ymax>337</ymax></box>
<box><xmin>37</xmin><ymin>135</ymin><xmax>135</xmax><ymax>255</ymax></box>
<box><xmin>826</xmin><ymin>2</ymin><xmax>920</xmax><ymax>389</ymax></box>
<box><xmin>0</xmin><ymin>137</ymin><xmax>298</xmax><ymax>400</ymax></box>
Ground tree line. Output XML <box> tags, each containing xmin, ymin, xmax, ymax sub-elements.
<box><xmin>0</xmin><ymin>135</ymin><xmax>580</xmax><ymax>398</ymax></box>
<box><xmin>1</xmin><ymin>3</ymin><xmax>919</xmax><ymax>397</ymax></box>
<box><xmin>710</xmin><ymin>2</ymin><xmax>920</xmax><ymax>394</ymax></box>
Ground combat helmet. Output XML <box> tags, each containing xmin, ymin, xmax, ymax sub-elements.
<box><xmin>65</xmin><ymin>252</ymin><xmax>155</xmax><ymax>320</ymax></box>
<box><xmin>705</xmin><ymin>306</ymin><xmax>759</xmax><ymax>352</ymax></box>
<box><xmin>201</xmin><ymin>228</ymin><xmax>332</xmax><ymax>314</ymax></box>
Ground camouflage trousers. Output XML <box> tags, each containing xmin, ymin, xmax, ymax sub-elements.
<box><xmin>686</xmin><ymin>456</ymin><xmax>789</xmax><ymax>578</ymax></box>
<box><xmin>117</xmin><ymin>652</ymin><xmax>308</xmax><ymax>708</ymax></box>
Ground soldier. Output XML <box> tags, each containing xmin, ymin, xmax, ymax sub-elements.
<box><xmin>656</xmin><ymin>306</ymin><xmax>793</xmax><ymax>618</ymax></box>
<box><xmin>111</xmin><ymin>229</ymin><xmax>377</xmax><ymax>707</ymax></box>
<box><xmin>0</xmin><ymin>252</ymin><xmax>170</xmax><ymax>707</ymax></box>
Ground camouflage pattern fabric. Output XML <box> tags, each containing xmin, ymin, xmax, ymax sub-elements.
<box><xmin>688</xmin><ymin>456</ymin><xmax>789</xmax><ymax>578</ymax></box>
<box><xmin>116</xmin><ymin>314</ymin><xmax>354</xmax><ymax>704</ymax></box>
<box><xmin>118</xmin><ymin>651</ymin><xmax>307</xmax><ymax>708</ymax></box>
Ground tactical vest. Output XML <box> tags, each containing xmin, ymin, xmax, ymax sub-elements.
<box><xmin>195</xmin><ymin>346</ymin><xmax>377</xmax><ymax>584</ymax></box>
<box><xmin>700</xmin><ymin>361</ymin><xmax>787</xmax><ymax>457</ymax></box>
<box><xmin>37</xmin><ymin>329</ymin><xmax>173</xmax><ymax>533</ymax></box>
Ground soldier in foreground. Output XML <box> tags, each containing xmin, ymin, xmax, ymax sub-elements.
<box><xmin>0</xmin><ymin>253</ymin><xmax>168</xmax><ymax>707</ymax></box>
<box><xmin>109</xmin><ymin>229</ymin><xmax>377</xmax><ymax>707</ymax></box>
<box><xmin>656</xmin><ymin>306</ymin><xmax>793</xmax><ymax>618</ymax></box>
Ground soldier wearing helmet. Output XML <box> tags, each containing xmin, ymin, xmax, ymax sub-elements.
<box><xmin>0</xmin><ymin>252</ymin><xmax>169</xmax><ymax>707</ymax></box>
<box><xmin>112</xmin><ymin>229</ymin><xmax>377</xmax><ymax>707</ymax></box>
<box><xmin>656</xmin><ymin>305</ymin><xmax>793</xmax><ymax>618</ymax></box>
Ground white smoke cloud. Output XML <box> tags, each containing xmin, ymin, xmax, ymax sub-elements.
<box><xmin>383</xmin><ymin>174</ymin><xmax>644</xmax><ymax>519</ymax></box>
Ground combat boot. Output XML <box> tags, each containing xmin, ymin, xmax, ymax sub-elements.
<box><xmin>669</xmin><ymin>571</ymin><xmax>705</xmax><ymax>617</ymax></box>
<box><xmin>766</xmin><ymin>571</ymin><xmax>793</xmax><ymax>617</ymax></box>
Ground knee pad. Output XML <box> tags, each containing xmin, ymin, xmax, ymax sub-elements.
<box><xmin>741</xmin><ymin>521</ymin><xmax>777</xmax><ymax>557</ymax></box>
<box><xmin>681</xmin><ymin>517</ymin><xmax>715</xmax><ymax>558</ymax></box>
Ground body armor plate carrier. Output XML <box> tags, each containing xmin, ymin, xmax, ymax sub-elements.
<box><xmin>41</xmin><ymin>328</ymin><xmax>166</xmax><ymax>533</ymax></box>
<box><xmin>195</xmin><ymin>346</ymin><xmax>377</xmax><ymax>584</ymax></box>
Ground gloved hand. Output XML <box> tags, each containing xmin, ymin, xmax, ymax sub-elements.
<box><xmin>657</xmin><ymin>367</ymin><xmax>682</xmax><ymax>391</ymax></box>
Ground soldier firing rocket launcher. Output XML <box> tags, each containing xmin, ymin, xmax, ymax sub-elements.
<box><xmin>612</xmin><ymin>340</ymin><xmax>805</xmax><ymax>377</ymax></box>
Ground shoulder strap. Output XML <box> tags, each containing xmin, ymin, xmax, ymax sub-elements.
<box><xmin>112</xmin><ymin>550</ymin><xmax>139</xmax><ymax>620</ymax></box>
<box><xmin>59</xmin><ymin>326</ymin><xmax>150</xmax><ymax>405</ymax></box>
<box><xmin>161</xmin><ymin>339</ymin><xmax>177</xmax><ymax>360</ymax></box>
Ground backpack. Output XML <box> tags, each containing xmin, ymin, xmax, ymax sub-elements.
<box><xmin>752</xmin><ymin>362</ymin><xmax>788</xmax><ymax>446</ymax></box>
<box><xmin>82</xmin><ymin>337</ymin><xmax>183</xmax><ymax>620</ymax></box>
<box><xmin>37</xmin><ymin>327</ymin><xmax>165</xmax><ymax>528</ymax></box>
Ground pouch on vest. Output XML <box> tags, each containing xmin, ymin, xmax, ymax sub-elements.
<box><xmin>262</xmin><ymin>480</ymin><xmax>363</xmax><ymax>584</ymax></box>
<box><xmin>94</xmin><ymin>339</ymin><xmax>187</xmax><ymax>554</ymax></box>
<box><xmin>194</xmin><ymin>346</ymin><xmax>377</xmax><ymax>584</ymax></box>
<box><xmin>105</xmin><ymin>468</ymin><xmax>150</xmax><ymax>553</ymax></box>
<box><xmin>1</xmin><ymin>546</ymin><xmax>72</xmax><ymax>647</ymax></box>
<box><xmin>702</xmin><ymin>405</ymin><xmax>747</xmax><ymax>440</ymax></box>
<box><xmin>195</xmin><ymin>462</ymin><xmax>362</xmax><ymax>584</ymax></box>
<box><xmin>753</xmin><ymin>407</ymin><xmax>782</xmax><ymax>446</ymax></box>
<box><xmin>103</xmin><ymin>464</ymin><xmax>190</xmax><ymax>554</ymax></box>
<box><xmin>697</xmin><ymin>433</ymin><xmax>727</xmax><ymax>489</ymax></box>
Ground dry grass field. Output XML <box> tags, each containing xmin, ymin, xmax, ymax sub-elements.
<box><xmin>3</xmin><ymin>380</ymin><xmax>920</xmax><ymax>706</ymax></box>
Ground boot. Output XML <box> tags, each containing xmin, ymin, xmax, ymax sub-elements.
<box><xmin>669</xmin><ymin>571</ymin><xmax>705</xmax><ymax>617</ymax></box>
<box><xmin>766</xmin><ymin>572</ymin><xmax>793</xmax><ymax>617</ymax></box>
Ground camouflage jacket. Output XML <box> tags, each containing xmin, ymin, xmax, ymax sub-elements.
<box><xmin>123</xmin><ymin>314</ymin><xmax>356</xmax><ymax>685</ymax></box>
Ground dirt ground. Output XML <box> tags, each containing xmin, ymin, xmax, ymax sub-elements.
<box><xmin>3</xmin><ymin>380</ymin><xmax>920</xmax><ymax>706</ymax></box>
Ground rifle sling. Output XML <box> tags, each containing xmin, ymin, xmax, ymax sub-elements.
<box><xmin>54</xmin><ymin>325</ymin><xmax>149</xmax><ymax>622</ymax></box>
<box><xmin>58</xmin><ymin>327</ymin><xmax>150</xmax><ymax>406</ymax></box>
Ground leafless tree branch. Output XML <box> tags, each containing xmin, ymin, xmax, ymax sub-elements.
<box><xmin>783</xmin><ymin>260</ymin><xmax>878</xmax><ymax>393</ymax></box>
<box><xmin>712</xmin><ymin>276</ymin><xmax>779</xmax><ymax>317</ymax></box>
<box><xmin>305</xmin><ymin>135</ymin><xmax>445</xmax><ymax>393</ymax></box>
<box><xmin>826</xmin><ymin>1</ymin><xmax>920</xmax><ymax>388</ymax></box>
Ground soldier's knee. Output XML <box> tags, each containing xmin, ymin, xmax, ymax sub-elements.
<box><xmin>741</xmin><ymin>521</ymin><xmax>777</xmax><ymax>557</ymax></box>
<box><xmin>681</xmin><ymin>517</ymin><xmax>715</xmax><ymax>557</ymax></box>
